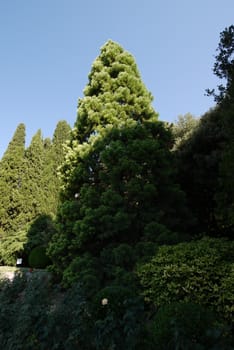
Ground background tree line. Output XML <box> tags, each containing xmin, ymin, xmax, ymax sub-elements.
<box><xmin>0</xmin><ymin>120</ymin><xmax>71</xmax><ymax>265</ymax></box>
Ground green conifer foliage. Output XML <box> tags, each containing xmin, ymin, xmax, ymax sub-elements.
<box><xmin>41</xmin><ymin>121</ymin><xmax>71</xmax><ymax>217</ymax></box>
<box><xmin>74</xmin><ymin>40</ymin><xmax>157</xmax><ymax>143</ymax></box>
<box><xmin>0</xmin><ymin>123</ymin><xmax>26</xmax><ymax>235</ymax></box>
<box><xmin>23</xmin><ymin>130</ymin><xmax>46</xmax><ymax>222</ymax></box>
<box><xmin>49</xmin><ymin>41</ymin><xmax>190</xmax><ymax>286</ymax></box>
<box><xmin>52</xmin><ymin>120</ymin><xmax>71</xmax><ymax>163</ymax></box>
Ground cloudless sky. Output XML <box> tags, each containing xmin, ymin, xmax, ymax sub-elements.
<box><xmin>0</xmin><ymin>0</ymin><xmax>233</xmax><ymax>157</ymax></box>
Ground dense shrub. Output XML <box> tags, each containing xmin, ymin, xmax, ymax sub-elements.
<box><xmin>151</xmin><ymin>302</ymin><xmax>233</xmax><ymax>349</ymax></box>
<box><xmin>0</xmin><ymin>276</ymin><xmax>147</xmax><ymax>349</ymax></box>
<box><xmin>0</xmin><ymin>273</ymin><xmax>52</xmax><ymax>349</ymax></box>
<box><xmin>137</xmin><ymin>237</ymin><xmax>234</xmax><ymax>324</ymax></box>
<box><xmin>42</xmin><ymin>282</ymin><xmax>92</xmax><ymax>350</ymax></box>
<box><xmin>28</xmin><ymin>246</ymin><xmax>51</xmax><ymax>269</ymax></box>
<box><xmin>0</xmin><ymin>275</ymin><xmax>90</xmax><ymax>349</ymax></box>
<box><xmin>1</xmin><ymin>272</ymin><xmax>232</xmax><ymax>349</ymax></box>
<box><xmin>62</xmin><ymin>253</ymin><xmax>102</xmax><ymax>296</ymax></box>
<box><xmin>92</xmin><ymin>285</ymin><xmax>145</xmax><ymax>350</ymax></box>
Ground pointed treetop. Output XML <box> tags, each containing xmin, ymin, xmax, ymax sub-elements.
<box><xmin>75</xmin><ymin>40</ymin><xmax>158</xmax><ymax>142</ymax></box>
<box><xmin>2</xmin><ymin>123</ymin><xmax>25</xmax><ymax>161</ymax></box>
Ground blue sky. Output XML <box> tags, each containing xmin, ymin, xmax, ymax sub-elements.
<box><xmin>0</xmin><ymin>0</ymin><xmax>233</xmax><ymax>157</ymax></box>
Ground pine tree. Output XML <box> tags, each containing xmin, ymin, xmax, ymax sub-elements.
<box><xmin>48</xmin><ymin>41</ymin><xmax>191</xmax><ymax>287</ymax></box>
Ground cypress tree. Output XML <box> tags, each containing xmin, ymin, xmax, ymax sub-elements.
<box><xmin>42</xmin><ymin>120</ymin><xmax>71</xmax><ymax>217</ymax></box>
<box><xmin>23</xmin><ymin>130</ymin><xmax>46</xmax><ymax>222</ymax></box>
<box><xmin>22</xmin><ymin>122</ymin><xmax>71</xmax><ymax>256</ymax></box>
<box><xmin>0</xmin><ymin>123</ymin><xmax>26</xmax><ymax>235</ymax></box>
<box><xmin>0</xmin><ymin>124</ymin><xmax>27</xmax><ymax>264</ymax></box>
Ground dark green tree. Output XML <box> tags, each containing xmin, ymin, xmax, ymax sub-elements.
<box><xmin>175</xmin><ymin>107</ymin><xmax>227</xmax><ymax>234</ymax></box>
<box><xmin>52</xmin><ymin>120</ymin><xmax>71</xmax><ymax>164</ymax></box>
<box><xmin>48</xmin><ymin>40</ymin><xmax>191</xmax><ymax>288</ymax></box>
<box><xmin>23</xmin><ymin>130</ymin><xmax>46</xmax><ymax>222</ymax></box>
<box><xmin>176</xmin><ymin>26</ymin><xmax>234</xmax><ymax>236</ymax></box>
<box><xmin>42</xmin><ymin>120</ymin><xmax>71</xmax><ymax>217</ymax></box>
<box><xmin>209</xmin><ymin>25</ymin><xmax>234</xmax><ymax>236</ymax></box>
<box><xmin>206</xmin><ymin>25</ymin><xmax>234</xmax><ymax>104</ymax></box>
<box><xmin>23</xmin><ymin>122</ymin><xmax>71</xmax><ymax>256</ymax></box>
<box><xmin>0</xmin><ymin>124</ymin><xmax>27</xmax><ymax>264</ymax></box>
<box><xmin>0</xmin><ymin>123</ymin><xmax>26</xmax><ymax>236</ymax></box>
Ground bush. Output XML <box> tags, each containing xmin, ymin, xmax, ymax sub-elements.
<box><xmin>0</xmin><ymin>276</ymin><xmax>91</xmax><ymax>350</ymax></box>
<box><xmin>137</xmin><ymin>237</ymin><xmax>234</xmax><ymax>324</ymax></box>
<box><xmin>0</xmin><ymin>273</ymin><xmax>52</xmax><ymax>349</ymax></box>
<box><xmin>92</xmin><ymin>285</ymin><xmax>145</xmax><ymax>350</ymax></box>
<box><xmin>62</xmin><ymin>253</ymin><xmax>102</xmax><ymax>296</ymax></box>
<box><xmin>28</xmin><ymin>246</ymin><xmax>51</xmax><ymax>269</ymax></box>
<box><xmin>151</xmin><ymin>302</ymin><xmax>233</xmax><ymax>349</ymax></box>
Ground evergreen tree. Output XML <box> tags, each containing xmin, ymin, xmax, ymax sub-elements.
<box><xmin>41</xmin><ymin>120</ymin><xmax>71</xmax><ymax>217</ymax></box>
<box><xmin>212</xmin><ymin>25</ymin><xmax>234</xmax><ymax>236</ymax></box>
<box><xmin>52</xmin><ymin>120</ymin><xmax>71</xmax><ymax>165</ymax></box>
<box><xmin>176</xmin><ymin>26</ymin><xmax>234</xmax><ymax>236</ymax></box>
<box><xmin>22</xmin><ymin>129</ymin><xmax>46</xmax><ymax>222</ymax></box>
<box><xmin>74</xmin><ymin>40</ymin><xmax>157</xmax><ymax>144</ymax></box>
<box><xmin>48</xmin><ymin>40</ymin><xmax>191</xmax><ymax>287</ymax></box>
<box><xmin>206</xmin><ymin>25</ymin><xmax>234</xmax><ymax>104</ymax></box>
<box><xmin>175</xmin><ymin>107</ymin><xmax>227</xmax><ymax>234</ymax></box>
<box><xmin>0</xmin><ymin>123</ymin><xmax>26</xmax><ymax>236</ymax></box>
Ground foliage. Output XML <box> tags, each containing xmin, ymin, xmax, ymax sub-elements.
<box><xmin>0</xmin><ymin>273</ymin><xmax>51</xmax><ymax>349</ymax></box>
<box><xmin>42</xmin><ymin>282</ymin><xmax>92</xmax><ymax>350</ymax></box>
<box><xmin>1</xmin><ymin>30</ymin><xmax>234</xmax><ymax>348</ymax></box>
<box><xmin>175</xmin><ymin>107</ymin><xmax>228</xmax><ymax>234</ymax></box>
<box><xmin>172</xmin><ymin>113</ymin><xmax>200</xmax><ymax>150</ymax></box>
<box><xmin>137</xmin><ymin>237</ymin><xmax>234</xmax><ymax>324</ymax></box>
<box><xmin>24</xmin><ymin>214</ymin><xmax>57</xmax><ymax>254</ymax></box>
<box><xmin>28</xmin><ymin>246</ymin><xmax>51</xmax><ymax>269</ymax></box>
<box><xmin>0</xmin><ymin>123</ymin><xmax>26</xmax><ymax>235</ymax></box>
<box><xmin>0</xmin><ymin>121</ymin><xmax>70</xmax><ymax>267</ymax></box>
<box><xmin>62</xmin><ymin>253</ymin><xmax>102</xmax><ymax>295</ymax></box>
<box><xmin>175</xmin><ymin>27</ymin><xmax>234</xmax><ymax>236</ymax></box>
<box><xmin>0</xmin><ymin>229</ymin><xmax>27</xmax><ymax>266</ymax></box>
<box><xmin>23</xmin><ymin>130</ymin><xmax>47</xmax><ymax>222</ymax></box>
<box><xmin>91</xmin><ymin>285</ymin><xmax>145</xmax><ymax>350</ymax></box>
<box><xmin>215</xmin><ymin>138</ymin><xmax>234</xmax><ymax>236</ymax></box>
<box><xmin>206</xmin><ymin>25</ymin><xmax>234</xmax><ymax>103</ymax></box>
<box><xmin>0</xmin><ymin>275</ymin><xmax>147</xmax><ymax>350</ymax></box>
<box><xmin>49</xmin><ymin>40</ymin><xmax>193</xmax><ymax>286</ymax></box>
<box><xmin>42</xmin><ymin>120</ymin><xmax>71</xmax><ymax>217</ymax></box>
<box><xmin>151</xmin><ymin>302</ymin><xmax>233</xmax><ymax>349</ymax></box>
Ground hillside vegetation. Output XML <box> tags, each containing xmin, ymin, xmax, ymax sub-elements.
<box><xmin>0</xmin><ymin>26</ymin><xmax>234</xmax><ymax>349</ymax></box>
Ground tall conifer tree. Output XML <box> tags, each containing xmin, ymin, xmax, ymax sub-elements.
<box><xmin>49</xmin><ymin>41</ymin><xmax>190</xmax><ymax>286</ymax></box>
<box><xmin>0</xmin><ymin>123</ymin><xmax>26</xmax><ymax>235</ymax></box>
<box><xmin>42</xmin><ymin>120</ymin><xmax>71</xmax><ymax>217</ymax></box>
<box><xmin>23</xmin><ymin>130</ymin><xmax>46</xmax><ymax>222</ymax></box>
